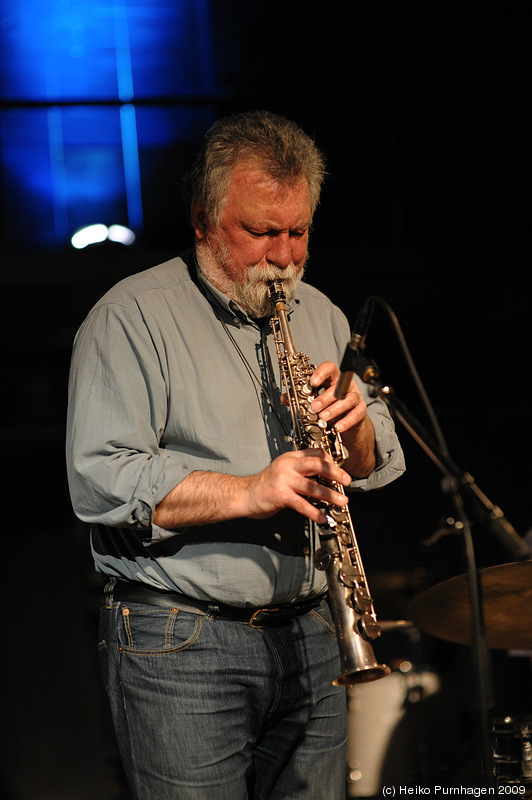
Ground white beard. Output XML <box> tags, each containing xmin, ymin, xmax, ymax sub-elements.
<box><xmin>196</xmin><ymin>235</ymin><xmax>305</xmax><ymax>319</ymax></box>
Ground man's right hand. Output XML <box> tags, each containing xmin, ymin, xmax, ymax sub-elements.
<box><xmin>241</xmin><ymin>448</ymin><xmax>351</xmax><ymax>524</ymax></box>
<box><xmin>153</xmin><ymin>448</ymin><xmax>351</xmax><ymax>530</ymax></box>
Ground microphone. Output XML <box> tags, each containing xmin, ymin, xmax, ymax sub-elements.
<box><xmin>335</xmin><ymin>298</ymin><xmax>374</xmax><ymax>399</ymax></box>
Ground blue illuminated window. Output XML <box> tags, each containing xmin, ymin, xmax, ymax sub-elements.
<box><xmin>0</xmin><ymin>0</ymin><xmax>217</xmax><ymax>250</ymax></box>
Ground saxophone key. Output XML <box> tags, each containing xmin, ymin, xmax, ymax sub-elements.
<box><xmin>358</xmin><ymin>613</ymin><xmax>382</xmax><ymax>641</ymax></box>
<box><xmin>329</xmin><ymin>507</ymin><xmax>348</xmax><ymax>522</ymax></box>
<box><xmin>339</xmin><ymin>564</ymin><xmax>360</xmax><ymax>588</ymax></box>
<box><xmin>304</xmin><ymin>421</ymin><xmax>327</xmax><ymax>440</ymax></box>
<box><xmin>354</xmin><ymin>593</ymin><xmax>376</xmax><ymax>617</ymax></box>
<box><xmin>334</xmin><ymin>441</ymin><xmax>349</xmax><ymax>463</ymax></box>
<box><xmin>314</xmin><ymin>547</ymin><xmax>334</xmax><ymax>571</ymax></box>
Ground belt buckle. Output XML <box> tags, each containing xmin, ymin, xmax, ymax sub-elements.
<box><xmin>248</xmin><ymin>607</ymin><xmax>282</xmax><ymax>628</ymax></box>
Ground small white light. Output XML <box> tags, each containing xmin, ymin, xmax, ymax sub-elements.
<box><xmin>398</xmin><ymin>660</ymin><xmax>413</xmax><ymax>673</ymax></box>
<box><xmin>108</xmin><ymin>224</ymin><xmax>136</xmax><ymax>245</ymax></box>
<box><xmin>71</xmin><ymin>224</ymin><xmax>109</xmax><ymax>249</ymax></box>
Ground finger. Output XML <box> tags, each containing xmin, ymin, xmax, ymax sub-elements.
<box><xmin>309</xmin><ymin>361</ymin><xmax>338</xmax><ymax>390</ymax></box>
<box><xmin>312</xmin><ymin>375</ymin><xmax>359</xmax><ymax>407</ymax></box>
<box><xmin>290</xmin><ymin>494</ymin><xmax>329</xmax><ymax>525</ymax></box>
<box><xmin>297</xmin><ymin>476</ymin><xmax>349</xmax><ymax>507</ymax></box>
<box><xmin>295</xmin><ymin>449</ymin><xmax>351</xmax><ymax>486</ymax></box>
<box><xmin>313</xmin><ymin>382</ymin><xmax>367</xmax><ymax>429</ymax></box>
<box><xmin>312</xmin><ymin>391</ymin><xmax>363</xmax><ymax>423</ymax></box>
<box><xmin>290</xmin><ymin>481</ymin><xmax>348</xmax><ymax>525</ymax></box>
<box><xmin>321</xmin><ymin>398</ymin><xmax>366</xmax><ymax>429</ymax></box>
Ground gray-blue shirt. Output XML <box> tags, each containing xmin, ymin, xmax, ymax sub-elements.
<box><xmin>66</xmin><ymin>250</ymin><xmax>405</xmax><ymax>607</ymax></box>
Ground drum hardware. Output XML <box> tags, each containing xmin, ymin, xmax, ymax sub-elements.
<box><xmin>491</xmin><ymin>716</ymin><xmax>532</xmax><ymax>795</ymax></box>
<box><xmin>378</xmin><ymin>619</ymin><xmax>414</xmax><ymax>632</ymax></box>
<box><xmin>421</xmin><ymin>516</ymin><xmax>463</xmax><ymax>548</ymax></box>
<box><xmin>410</xmin><ymin>561</ymin><xmax>532</xmax><ymax>787</ymax></box>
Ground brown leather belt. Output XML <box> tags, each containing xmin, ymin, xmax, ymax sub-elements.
<box><xmin>109</xmin><ymin>580</ymin><xmax>326</xmax><ymax>629</ymax></box>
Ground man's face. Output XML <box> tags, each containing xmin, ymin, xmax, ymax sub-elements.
<box><xmin>194</xmin><ymin>162</ymin><xmax>313</xmax><ymax>317</ymax></box>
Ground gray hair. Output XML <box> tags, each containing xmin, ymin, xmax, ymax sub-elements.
<box><xmin>183</xmin><ymin>110</ymin><xmax>326</xmax><ymax>227</ymax></box>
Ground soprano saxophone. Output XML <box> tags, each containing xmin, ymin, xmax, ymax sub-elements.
<box><xmin>268</xmin><ymin>280</ymin><xmax>390</xmax><ymax>686</ymax></box>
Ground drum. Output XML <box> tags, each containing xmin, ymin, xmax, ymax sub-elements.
<box><xmin>491</xmin><ymin>716</ymin><xmax>532</xmax><ymax>794</ymax></box>
<box><xmin>346</xmin><ymin>622</ymin><xmax>441</xmax><ymax>797</ymax></box>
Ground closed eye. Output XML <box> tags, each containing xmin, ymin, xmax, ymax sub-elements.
<box><xmin>245</xmin><ymin>227</ymin><xmax>308</xmax><ymax>238</ymax></box>
<box><xmin>246</xmin><ymin>228</ymin><xmax>269</xmax><ymax>238</ymax></box>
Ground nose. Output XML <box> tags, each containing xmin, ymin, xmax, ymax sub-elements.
<box><xmin>266</xmin><ymin>232</ymin><xmax>293</xmax><ymax>268</ymax></box>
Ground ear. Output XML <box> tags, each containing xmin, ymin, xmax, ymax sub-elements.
<box><xmin>190</xmin><ymin>199</ymin><xmax>208</xmax><ymax>240</ymax></box>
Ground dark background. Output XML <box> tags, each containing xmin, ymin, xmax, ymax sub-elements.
<box><xmin>1</xmin><ymin>2</ymin><xmax>530</xmax><ymax>797</ymax></box>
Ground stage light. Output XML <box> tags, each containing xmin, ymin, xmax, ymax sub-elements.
<box><xmin>71</xmin><ymin>223</ymin><xmax>135</xmax><ymax>249</ymax></box>
<box><xmin>71</xmin><ymin>223</ymin><xmax>109</xmax><ymax>249</ymax></box>
<box><xmin>108</xmin><ymin>224</ymin><xmax>136</xmax><ymax>245</ymax></box>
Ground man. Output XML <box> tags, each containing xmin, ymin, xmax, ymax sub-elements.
<box><xmin>66</xmin><ymin>111</ymin><xmax>405</xmax><ymax>800</ymax></box>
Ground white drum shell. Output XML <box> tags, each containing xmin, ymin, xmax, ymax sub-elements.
<box><xmin>346</xmin><ymin>668</ymin><xmax>441</xmax><ymax>796</ymax></box>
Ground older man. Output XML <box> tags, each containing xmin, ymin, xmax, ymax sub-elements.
<box><xmin>66</xmin><ymin>111</ymin><xmax>405</xmax><ymax>800</ymax></box>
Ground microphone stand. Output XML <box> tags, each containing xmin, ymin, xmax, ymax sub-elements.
<box><xmin>351</xmin><ymin>351</ymin><xmax>530</xmax><ymax>785</ymax></box>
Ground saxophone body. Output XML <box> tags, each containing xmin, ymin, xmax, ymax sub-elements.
<box><xmin>268</xmin><ymin>280</ymin><xmax>390</xmax><ymax>686</ymax></box>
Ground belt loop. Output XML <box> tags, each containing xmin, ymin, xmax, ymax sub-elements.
<box><xmin>104</xmin><ymin>577</ymin><xmax>117</xmax><ymax>608</ymax></box>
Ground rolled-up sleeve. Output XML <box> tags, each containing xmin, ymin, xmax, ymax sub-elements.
<box><xmin>66</xmin><ymin>301</ymin><xmax>186</xmax><ymax>530</ymax></box>
<box><xmin>325</xmin><ymin>299</ymin><xmax>405</xmax><ymax>492</ymax></box>
<box><xmin>350</xmin><ymin>381</ymin><xmax>406</xmax><ymax>491</ymax></box>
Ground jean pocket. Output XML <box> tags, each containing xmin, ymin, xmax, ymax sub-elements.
<box><xmin>118</xmin><ymin>604</ymin><xmax>203</xmax><ymax>654</ymax></box>
<box><xmin>310</xmin><ymin>606</ymin><xmax>336</xmax><ymax>637</ymax></box>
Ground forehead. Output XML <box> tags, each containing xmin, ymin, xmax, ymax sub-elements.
<box><xmin>221</xmin><ymin>162</ymin><xmax>312</xmax><ymax>226</ymax></box>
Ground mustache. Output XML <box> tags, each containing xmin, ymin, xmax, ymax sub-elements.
<box><xmin>242</xmin><ymin>262</ymin><xmax>304</xmax><ymax>287</ymax></box>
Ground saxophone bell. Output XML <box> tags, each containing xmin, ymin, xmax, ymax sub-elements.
<box><xmin>315</xmin><ymin>537</ymin><xmax>391</xmax><ymax>686</ymax></box>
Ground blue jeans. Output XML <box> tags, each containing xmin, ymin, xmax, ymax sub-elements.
<box><xmin>98</xmin><ymin>592</ymin><xmax>347</xmax><ymax>800</ymax></box>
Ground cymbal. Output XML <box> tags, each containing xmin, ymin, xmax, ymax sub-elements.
<box><xmin>409</xmin><ymin>561</ymin><xmax>532</xmax><ymax>650</ymax></box>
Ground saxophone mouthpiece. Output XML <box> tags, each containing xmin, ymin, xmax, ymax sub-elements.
<box><xmin>267</xmin><ymin>279</ymin><xmax>286</xmax><ymax>307</ymax></box>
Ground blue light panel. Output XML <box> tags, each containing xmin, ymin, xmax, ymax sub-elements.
<box><xmin>0</xmin><ymin>0</ymin><xmax>217</xmax><ymax>250</ymax></box>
